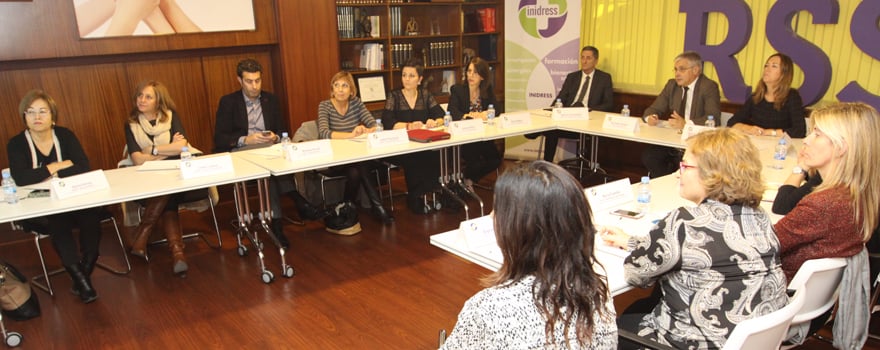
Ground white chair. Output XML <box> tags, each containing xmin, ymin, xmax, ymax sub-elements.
<box><xmin>722</xmin><ymin>289</ymin><xmax>807</xmax><ymax>349</ymax></box>
<box><xmin>618</xmin><ymin>290</ymin><xmax>806</xmax><ymax>350</ymax></box>
<box><xmin>781</xmin><ymin>257</ymin><xmax>848</xmax><ymax>348</ymax></box>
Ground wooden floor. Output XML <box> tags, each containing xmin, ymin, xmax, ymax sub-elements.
<box><xmin>1</xmin><ymin>162</ymin><xmax>878</xmax><ymax>349</ymax></box>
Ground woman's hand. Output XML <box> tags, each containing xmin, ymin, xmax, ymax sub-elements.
<box><xmin>407</xmin><ymin>121</ymin><xmax>424</xmax><ymax>130</ymax></box>
<box><xmin>351</xmin><ymin>125</ymin><xmax>367</xmax><ymax>137</ymax></box>
<box><xmin>425</xmin><ymin>119</ymin><xmax>437</xmax><ymax>129</ymax></box>
<box><xmin>467</xmin><ymin>111</ymin><xmax>488</xmax><ymax>121</ymax></box>
<box><xmin>598</xmin><ymin>226</ymin><xmax>630</xmax><ymax>250</ymax></box>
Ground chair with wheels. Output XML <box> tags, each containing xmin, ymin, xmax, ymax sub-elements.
<box><xmin>12</xmin><ymin>208</ymin><xmax>131</xmax><ymax>296</ymax></box>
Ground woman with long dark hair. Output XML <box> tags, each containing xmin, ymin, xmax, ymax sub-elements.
<box><xmin>442</xmin><ymin>161</ymin><xmax>617</xmax><ymax>349</ymax></box>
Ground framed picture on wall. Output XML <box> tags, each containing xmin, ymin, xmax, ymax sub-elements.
<box><xmin>358</xmin><ymin>76</ymin><xmax>386</xmax><ymax>103</ymax></box>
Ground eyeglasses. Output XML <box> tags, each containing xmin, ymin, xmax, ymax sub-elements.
<box><xmin>673</xmin><ymin>66</ymin><xmax>694</xmax><ymax>73</ymax></box>
<box><xmin>25</xmin><ymin>109</ymin><xmax>50</xmax><ymax>118</ymax></box>
<box><xmin>679</xmin><ymin>161</ymin><xmax>699</xmax><ymax>175</ymax></box>
<box><xmin>333</xmin><ymin>82</ymin><xmax>350</xmax><ymax>89</ymax></box>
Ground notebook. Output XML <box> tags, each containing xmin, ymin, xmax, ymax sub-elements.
<box><xmin>407</xmin><ymin>129</ymin><xmax>450</xmax><ymax>143</ymax></box>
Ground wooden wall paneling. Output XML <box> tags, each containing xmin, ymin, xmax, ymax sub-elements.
<box><xmin>38</xmin><ymin>64</ymin><xmax>131</xmax><ymax>171</ymax></box>
<box><xmin>0</xmin><ymin>69</ymin><xmax>42</xmax><ymax>170</ymax></box>
<box><xmin>123</xmin><ymin>58</ymin><xmax>212</xmax><ymax>162</ymax></box>
<box><xmin>0</xmin><ymin>0</ymin><xmax>278</xmax><ymax>62</ymax></box>
<box><xmin>200</xmin><ymin>51</ymin><xmax>278</xmax><ymax>141</ymax></box>
<box><xmin>276</xmin><ymin>0</ymin><xmax>340</xmax><ymax>131</ymax></box>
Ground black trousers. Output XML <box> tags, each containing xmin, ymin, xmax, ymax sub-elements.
<box><xmin>461</xmin><ymin>141</ymin><xmax>501</xmax><ymax>183</ymax></box>
<box><xmin>46</xmin><ymin>207</ymin><xmax>103</xmax><ymax>266</ymax></box>
<box><xmin>641</xmin><ymin>145</ymin><xmax>684</xmax><ymax>178</ymax></box>
<box><xmin>393</xmin><ymin>151</ymin><xmax>441</xmax><ymax>201</ymax></box>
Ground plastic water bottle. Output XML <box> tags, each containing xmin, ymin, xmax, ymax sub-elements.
<box><xmin>773</xmin><ymin>138</ymin><xmax>787</xmax><ymax>169</ymax></box>
<box><xmin>621</xmin><ymin>104</ymin><xmax>630</xmax><ymax>117</ymax></box>
<box><xmin>179</xmin><ymin>146</ymin><xmax>192</xmax><ymax>161</ymax></box>
<box><xmin>636</xmin><ymin>176</ymin><xmax>651</xmax><ymax>213</ymax></box>
<box><xmin>2</xmin><ymin>168</ymin><xmax>18</xmax><ymax>205</ymax></box>
<box><xmin>280</xmin><ymin>132</ymin><xmax>291</xmax><ymax>159</ymax></box>
<box><xmin>486</xmin><ymin>104</ymin><xmax>495</xmax><ymax>125</ymax></box>
<box><xmin>374</xmin><ymin>119</ymin><xmax>383</xmax><ymax>132</ymax></box>
<box><xmin>554</xmin><ymin>99</ymin><xmax>563</xmax><ymax>109</ymax></box>
<box><xmin>443</xmin><ymin>111</ymin><xmax>452</xmax><ymax>128</ymax></box>
<box><xmin>705</xmin><ymin>115</ymin><xmax>716</xmax><ymax>128</ymax></box>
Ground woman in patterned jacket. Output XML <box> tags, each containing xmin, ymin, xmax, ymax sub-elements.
<box><xmin>603</xmin><ymin>128</ymin><xmax>789</xmax><ymax>349</ymax></box>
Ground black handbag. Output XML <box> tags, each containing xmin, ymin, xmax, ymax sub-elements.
<box><xmin>0</xmin><ymin>261</ymin><xmax>41</xmax><ymax>321</ymax></box>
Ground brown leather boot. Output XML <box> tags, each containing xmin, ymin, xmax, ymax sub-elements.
<box><xmin>130</xmin><ymin>196</ymin><xmax>169</xmax><ymax>261</ymax></box>
<box><xmin>162</xmin><ymin>211</ymin><xmax>188</xmax><ymax>276</ymax></box>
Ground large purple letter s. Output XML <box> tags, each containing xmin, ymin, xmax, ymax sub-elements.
<box><xmin>680</xmin><ymin>0</ymin><xmax>752</xmax><ymax>103</ymax></box>
<box><xmin>767</xmin><ymin>0</ymin><xmax>838</xmax><ymax>106</ymax></box>
<box><xmin>837</xmin><ymin>1</ymin><xmax>880</xmax><ymax>109</ymax></box>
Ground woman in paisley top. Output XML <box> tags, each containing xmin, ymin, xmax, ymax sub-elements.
<box><xmin>603</xmin><ymin>128</ymin><xmax>788</xmax><ymax>349</ymax></box>
<box><xmin>442</xmin><ymin>161</ymin><xmax>617</xmax><ymax>349</ymax></box>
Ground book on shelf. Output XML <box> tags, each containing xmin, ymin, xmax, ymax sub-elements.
<box><xmin>369</xmin><ymin>15</ymin><xmax>380</xmax><ymax>38</ymax></box>
<box><xmin>478</xmin><ymin>35</ymin><xmax>498</xmax><ymax>61</ymax></box>
<box><xmin>359</xmin><ymin>43</ymin><xmax>384</xmax><ymax>71</ymax></box>
<box><xmin>442</xmin><ymin>70</ymin><xmax>455</xmax><ymax>94</ymax></box>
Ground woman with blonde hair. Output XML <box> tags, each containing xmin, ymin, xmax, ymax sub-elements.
<box><xmin>317</xmin><ymin>71</ymin><xmax>393</xmax><ymax>233</ymax></box>
<box><xmin>604</xmin><ymin>128</ymin><xmax>788</xmax><ymax>349</ymax></box>
<box><xmin>774</xmin><ymin>102</ymin><xmax>879</xmax><ymax>279</ymax></box>
<box><xmin>124</xmin><ymin>80</ymin><xmax>191</xmax><ymax>275</ymax></box>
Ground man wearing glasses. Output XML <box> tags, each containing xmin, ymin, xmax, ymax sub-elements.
<box><xmin>641</xmin><ymin>51</ymin><xmax>721</xmax><ymax>177</ymax></box>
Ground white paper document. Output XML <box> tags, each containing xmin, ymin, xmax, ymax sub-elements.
<box><xmin>137</xmin><ymin>160</ymin><xmax>179</xmax><ymax>171</ymax></box>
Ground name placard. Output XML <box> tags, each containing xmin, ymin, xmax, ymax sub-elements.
<box><xmin>286</xmin><ymin>139</ymin><xmax>333</xmax><ymax>161</ymax></box>
<box><xmin>602</xmin><ymin>114</ymin><xmax>640</xmax><ymax>133</ymax></box>
<box><xmin>448</xmin><ymin>119</ymin><xmax>485</xmax><ymax>136</ymax></box>
<box><xmin>584</xmin><ymin>178</ymin><xmax>633</xmax><ymax>211</ymax></box>
<box><xmin>180</xmin><ymin>153</ymin><xmax>234</xmax><ymax>180</ymax></box>
<box><xmin>498</xmin><ymin>112</ymin><xmax>532</xmax><ymax>129</ymax></box>
<box><xmin>681</xmin><ymin>123</ymin><xmax>713</xmax><ymax>141</ymax></box>
<box><xmin>51</xmin><ymin>169</ymin><xmax>110</xmax><ymax>200</ymax></box>
<box><xmin>551</xmin><ymin>107</ymin><xmax>590</xmax><ymax>121</ymax></box>
<box><xmin>458</xmin><ymin>215</ymin><xmax>496</xmax><ymax>253</ymax></box>
<box><xmin>367</xmin><ymin>129</ymin><xmax>408</xmax><ymax>148</ymax></box>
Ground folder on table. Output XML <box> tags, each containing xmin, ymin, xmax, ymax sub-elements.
<box><xmin>407</xmin><ymin>129</ymin><xmax>450</xmax><ymax>143</ymax></box>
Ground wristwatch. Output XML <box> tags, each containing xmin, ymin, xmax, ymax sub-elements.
<box><xmin>151</xmin><ymin>145</ymin><xmax>158</xmax><ymax>156</ymax></box>
<box><xmin>792</xmin><ymin>166</ymin><xmax>804</xmax><ymax>175</ymax></box>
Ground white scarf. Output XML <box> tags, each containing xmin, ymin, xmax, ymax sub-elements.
<box><xmin>129</xmin><ymin>110</ymin><xmax>173</xmax><ymax>150</ymax></box>
<box><xmin>24</xmin><ymin>129</ymin><xmax>61</xmax><ymax>169</ymax></box>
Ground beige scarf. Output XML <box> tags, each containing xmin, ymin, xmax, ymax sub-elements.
<box><xmin>130</xmin><ymin>110</ymin><xmax>173</xmax><ymax>150</ymax></box>
<box><xmin>126</xmin><ymin>110</ymin><xmax>202</xmax><ymax>156</ymax></box>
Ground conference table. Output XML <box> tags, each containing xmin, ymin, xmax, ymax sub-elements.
<box><xmin>429</xmin><ymin>109</ymin><xmax>801</xmax><ymax>296</ymax></box>
<box><xmin>1</xmin><ymin>108</ymin><xmax>800</xmax><ymax>284</ymax></box>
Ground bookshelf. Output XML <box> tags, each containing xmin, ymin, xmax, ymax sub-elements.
<box><xmin>335</xmin><ymin>0</ymin><xmax>503</xmax><ymax>111</ymax></box>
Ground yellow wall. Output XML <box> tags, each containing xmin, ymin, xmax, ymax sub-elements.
<box><xmin>582</xmin><ymin>0</ymin><xmax>880</xmax><ymax>107</ymax></box>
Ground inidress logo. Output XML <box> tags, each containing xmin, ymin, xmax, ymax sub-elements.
<box><xmin>518</xmin><ymin>0</ymin><xmax>567</xmax><ymax>38</ymax></box>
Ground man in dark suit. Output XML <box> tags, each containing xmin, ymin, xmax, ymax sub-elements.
<box><xmin>641</xmin><ymin>51</ymin><xmax>721</xmax><ymax>177</ymax></box>
<box><xmin>214</xmin><ymin>58</ymin><xmax>325</xmax><ymax>248</ymax></box>
<box><xmin>529</xmin><ymin>45</ymin><xmax>614</xmax><ymax>162</ymax></box>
